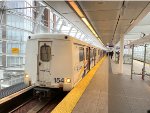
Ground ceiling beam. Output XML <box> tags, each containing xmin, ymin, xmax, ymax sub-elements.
<box><xmin>129</xmin><ymin>34</ymin><xmax>150</xmax><ymax>45</ymax></box>
<box><xmin>125</xmin><ymin>2</ymin><xmax>150</xmax><ymax>35</ymax></box>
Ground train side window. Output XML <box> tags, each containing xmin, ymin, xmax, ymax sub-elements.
<box><xmin>86</xmin><ymin>48</ymin><xmax>89</xmax><ymax>60</ymax></box>
<box><xmin>93</xmin><ymin>49</ymin><xmax>96</xmax><ymax>57</ymax></box>
<box><xmin>79</xmin><ymin>47</ymin><xmax>84</xmax><ymax>62</ymax></box>
<box><xmin>40</xmin><ymin>44</ymin><xmax>51</xmax><ymax>62</ymax></box>
<box><xmin>90</xmin><ymin>49</ymin><xmax>93</xmax><ymax>58</ymax></box>
<box><xmin>98</xmin><ymin>50</ymin><xmax>100</xmax><ymax>55</ymax></box>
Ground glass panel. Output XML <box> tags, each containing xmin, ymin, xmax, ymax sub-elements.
<box><xmin>40</xmin><ymin>44</ymin><xmax>51</xmax><ymax>62</ymax></box>
<box><xmin>145</xmin><ymin>45</ymin><xmax>150</xmax><ymax>75</ymax></box>
<box><xmin>76</xmin><ymin>32</ymin><xmax>81</xmax><ymax>39</ymax></box>
<box><xmin>70</xmin><ymin>28</ymin><xmax>77</xmax><ymax>37</ymax></box>
<box><xmin>133</xmin><ymin>45</ymin><xmax>144</xmax><ymax>74</ymax></box>
<box><xmin>0</xmin><ymin>55</ymin><xmax>2</xmax><ymax>65</ymax></box>
<box><xmin>0</xmin><ymin>42</ymin><xmax>2</xmax><ymax>53</ymax></box>
<box><xmin>86</xmin><ymin>48</ymin><xmax>89</xmax><ymax>60</ymax></box>
<box><xmin>0</xmin><ymin>29</ymin><xmax>2</xmax><ymax>39</ymax></box>
<box><xmin>93</xmin><ymin>49</ymin><xmax>96</xmax><ymax>57</ymax></box>
<box><xmin>90</xmin><ymin>49</ymin><xmax>93</xmax><ymax>58</ymax></box>
<box><xmin>79</xmin><ymin>47</ymin><xmax>84</xmax><ymax>62</ymax></box>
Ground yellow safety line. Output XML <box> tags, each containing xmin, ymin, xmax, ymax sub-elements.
<box><xmin>51</xmin><ymin>56</ymin><xmax>106</xmax><ymax>113</ymax></box>
<box><xmin>79</xmin><ymin>66</ymin><xmax>85</xmax><ymax>76</ymax></box>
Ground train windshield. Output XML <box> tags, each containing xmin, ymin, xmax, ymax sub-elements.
<box><xmin>40</xmin><ymin>43</ymin><xmax>51</xmax><ymax>62</ymax></box>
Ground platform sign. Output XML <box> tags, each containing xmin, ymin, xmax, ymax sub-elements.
<box><xmin>12</xmin><ymin>48</ymin><xmax>19</xmax><ymax>54</ymax></box>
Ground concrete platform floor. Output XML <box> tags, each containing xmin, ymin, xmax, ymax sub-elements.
<box><xmin>72</xmin><ymin>57</ymin><xmax>150</xmax><ymax>113</ymax></box>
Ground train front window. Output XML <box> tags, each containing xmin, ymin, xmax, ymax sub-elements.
<box><xmin>40</xmin><ymin>43</ymin><xmax>51</xmax><ymax>62</ymax></box>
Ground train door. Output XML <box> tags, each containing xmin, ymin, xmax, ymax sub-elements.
<box><xmin>86</xmin><ymin>47</ymin><xmax>90</xmax><ymax>72</ymax></box>
<box><xmin>38</xmin><ymin>41</ymin><xmax>52</xmax><ymax>84</ymax></box>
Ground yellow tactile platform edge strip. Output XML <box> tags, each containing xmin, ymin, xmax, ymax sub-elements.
<box><xmin>51</xmin><ymin>56</ymin><xmax>106</xmax><ymax>113</ymax></box>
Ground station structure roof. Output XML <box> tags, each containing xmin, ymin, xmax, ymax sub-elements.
<box><xmin>45</xmin><ymin>1</ymin><xmax>150</xmax><ymax>47</ymax></box>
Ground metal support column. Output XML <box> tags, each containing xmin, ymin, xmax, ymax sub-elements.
<box><xmin>74</xmin><ymin>30</ymin><xmax>78</xmax><ymax>37</ymax></box>
<box><xmin>119</xmin><ymin>35</ymin><xmax>124</xmax><ymax>73</ymax></box>
<box><xmin>58</xmin><ymin>21</ymin><xmax>64</xmax><ymax>33</ymax></box>
<box><xmin>68</xmin><ymin>26</ymin><xmax>73</xmax><ymax>35</ymax></box>
<box><xmin>53</xmin><ymin>17</ymin><xmax>60</xmax><ymax>33</ymax></box>
<box><xmin>142</xmin><ymin>44</ymin><xmax>147</xmax><ymax>80</ymax></box>
<box><xmin>113</xmin><ymin>46</ymin><xmax>116</xmax><ymax>62</ymax></box>
<box><xmin>32</xmin><ymin>6</ymin><xmax>45</xmax><ymax>33</ymax></box>
<box><xmin>0</xmin><ymin>1</ymin><xmax>6</xmax><ymax>27</ymax></box>
<box><xmin>131</xmin><ymin>44</ymin><xmax>134</xmax><ymax>79</ymax></box>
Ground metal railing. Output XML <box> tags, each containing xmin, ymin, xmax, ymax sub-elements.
<box><xmin>131</xmin><ymin>44</ymin><xmax>150</xmax><ymax>80</ymax></box>
<box><xmin>0</xmin><ymin>75</ymin><xmax>24</xmax><ymax>89</ymax></box>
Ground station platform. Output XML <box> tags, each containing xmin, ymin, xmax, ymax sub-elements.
<box><xmin>52</xmin><ymin>56</ymin><xmax>150</xmax><ymax>113</ymax></box>
<box><xmin>73</xmin><ymin>58</ymin><xmax>150</xmax><ymax>113</ymax></box>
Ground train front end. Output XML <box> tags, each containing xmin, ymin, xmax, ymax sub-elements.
<box><xmin>24</xmin><ymin>34</ymin><xmax>73</xmax><ymax>93</ymax></box>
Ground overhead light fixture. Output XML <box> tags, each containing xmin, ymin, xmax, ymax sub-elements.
<box><xmin>98</xmin><ymin>38</ymin><xmax>103</xmax><ymax>43</ymax></box>
<box><xmin>68</xmin><ymin>1</ymin><xmax>84</xmax><ymax>18</ymax></box>
<box><xmin>82</xmin><ymin>17</ymin><xmax>98</xmax><ymax>37</ymax></box>
<box><xmin>81</xmin><ymin>17</ymin><xmax>90</xmax><ymax>26</ymax></box>
<box><xmin>68</xmin><ymin>1</ymin><xmax>101</xmax><ymax>42</ymax></box>
<box><xmin>130</xmin><ymin>19</ymin><xmax>135</xmax><ymax>25</ymax></box>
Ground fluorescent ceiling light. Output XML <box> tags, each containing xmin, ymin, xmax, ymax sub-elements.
<box><xmin>130</xmin><ymin>19</ymin><xmax>135</xmax><ymax>25</ymax></box>
<box><xmin>81</xmin><ymin>17</ymin><xmax>90</xmax><ymax>26</ymax></box>
<box><xmin>68</xmin><ymin>1</ymin><xmax>102</xmax><ymax>43</ymax></box>
<box><xmin>68</xmin><ymin>1</ymin><xmax>84</xmax><ymax>18</ymax></box>
<box><xmin>82</xmin><ymin>18</ymin><xmax>98</xmax><ymax>37</ymax></box>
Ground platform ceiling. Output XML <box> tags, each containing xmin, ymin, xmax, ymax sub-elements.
<box><xmin>45</xmin><ymin>1</ymin><xmax>150</xmax><ymax>46</ymax></box>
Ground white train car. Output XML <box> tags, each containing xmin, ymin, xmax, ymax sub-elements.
<box><xmin>24</xmin><ymin>34</ymin><xmax>103</xmax><ymax>93</ymax></box>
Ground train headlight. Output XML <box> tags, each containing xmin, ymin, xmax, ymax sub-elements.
<box><xmin>24</xmin><ymin>74</ymin><xmax>31</xmax><ymax>86</ymax></box>
<box><xmin>25</xmin><ymin>74</ymin><xmax>29</xmax><ymax>78</ymax></box>
<box><xmin>66</xmin><ymin>78</ymin><xmax>71</xmax><ymax>83</ymax></box>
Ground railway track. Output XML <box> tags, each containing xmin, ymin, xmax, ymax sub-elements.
<box><xmin>7</xmin><ymin>90</ymin><xmax>68</xmax><ymax>113</ymax></box>
<box><xmin>8</xmin><ymin>98</ymin><xmax>38</xmax><ymax>113</ymax></box>
<box><xmin>0</xmin><ymin>89</ymin><xmax>33</xmax><ymax>113</ymax></box>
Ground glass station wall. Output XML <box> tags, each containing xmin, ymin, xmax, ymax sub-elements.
<box><xmin>134</xmin><ymin>45</ymin><xmax>150</xmax><ymax>63</ymax></box>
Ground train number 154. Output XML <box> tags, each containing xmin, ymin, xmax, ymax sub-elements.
<box><xmin>54</xmin><ymin>78</ymin><xmax>64</xmax><ymax>83</ymax></box>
